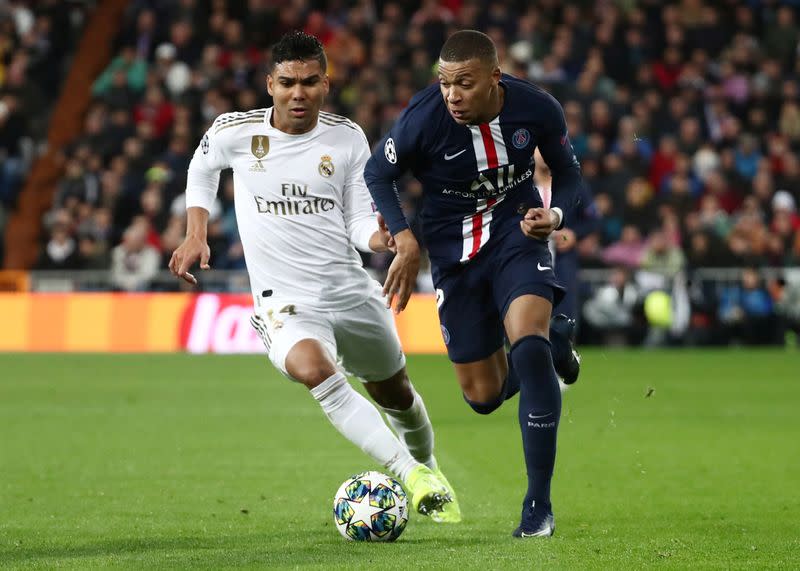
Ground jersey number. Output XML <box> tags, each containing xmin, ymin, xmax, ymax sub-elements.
<box><xmin>280</xmin><ymin>304</ymin><xmax>297</xmax><ymax>316</ymax></box>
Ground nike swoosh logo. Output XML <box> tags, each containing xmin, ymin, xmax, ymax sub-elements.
<box><xmin>444</xmin><ymin>149</ymin><xmax>467</xmax><ymax>160</ymax></box>
<box><xmin>537</xmin><ymin>263</ymin><xmax>552</xmax><ymax>271</ymax></box>
<box><xmin>520</xmin><ymin>529</ymin><xmax>551</xmax><ymax>537</ymax></box>
<box><xmin>528</xmin><ymin>412</ymin><xmax>552</xmax><ymax>419</ymax></box>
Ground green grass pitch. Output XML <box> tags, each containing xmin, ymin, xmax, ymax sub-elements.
<box><xmin>1</xmin><ymin>350</ymin><xmax>798</xmax><ymax>569</ymax></box>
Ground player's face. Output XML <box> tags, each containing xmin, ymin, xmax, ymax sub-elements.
<box><xmin>267</xmin><ymin>60</ymin><xmax>329</xmax><ymax>134</ymax></box>
<box><xmin>438</xmin><ymin>58</ymin><xmax>502</xmax><ymax>125</ymax></box>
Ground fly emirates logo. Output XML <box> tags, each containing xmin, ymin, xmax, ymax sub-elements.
<box><xmin>253</xmin><ymin>183</ymin><xmax>335</xmax><ymax>216</ymax></box>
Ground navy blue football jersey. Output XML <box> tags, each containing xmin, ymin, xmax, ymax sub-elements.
<box><xmin>364</xmin><ymin>74</ymin><xmax>585</xmax><ymax>271</ymax></box>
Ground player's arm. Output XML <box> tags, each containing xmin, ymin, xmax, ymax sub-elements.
<box><xmin>168</xmin><ymin>127</ymin><xmax>227</xmax><ymax>285</ymax></box>
<box><xmin>570</xmin><ymin>185</ymin><xmax>602</xmax><ymax>240</ymax></box>
<box><xmin>363</xmin><ymin>111</ymin><xmax>423</xmax><ymax>313</ymax></box>
<box><xmin>343</xmin><ymin>128</ymin><xmax>395</xmax><ymax>254</ymax></box>
<box><xmin>522</xmin><ymin>94</ymin><xmax>586</xmax><ymax>239</ymax></box>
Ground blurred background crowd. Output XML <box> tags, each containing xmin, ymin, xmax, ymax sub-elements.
<box><xmin>2</xmin><ymin>0</ymin><xmax>799</xmax><ymax>345</ymax></box>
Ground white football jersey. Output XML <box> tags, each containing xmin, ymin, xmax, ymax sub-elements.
<box><xmin>186</xmin><ymin>107</ymin><xmax>380</xmax><ymax>311</ymax></box>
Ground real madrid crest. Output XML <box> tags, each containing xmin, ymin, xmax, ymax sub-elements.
<box><xmin>250</xmin><ymin>135</ymin><xmax>269</xmax><ymax>172</ymax></box>
<box><xmin>319</xmin><ymin>154</ymin><xmax>335</xmax><ymax>178</ymax></box>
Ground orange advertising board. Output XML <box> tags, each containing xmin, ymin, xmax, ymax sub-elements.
<box><xmin>0</xmin><ymin>293</ymin><xmax>446</xmax><ymax>354</ymax></box>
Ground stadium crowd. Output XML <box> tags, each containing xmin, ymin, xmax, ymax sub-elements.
<box><xmin>7</xmin><ymin>0</ymin><xmax>800</xmax><ymax>344</ymax></box>
<box><xmin>0</xmin><ymin>0</ymin><xmax>84</xmax><ymax>266</ymax></box>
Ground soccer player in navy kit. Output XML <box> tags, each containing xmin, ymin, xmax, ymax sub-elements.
<box><xmin>364</xmin><ymin>31</ymin><xmax>587</xmax><ymax>537</ymax></box>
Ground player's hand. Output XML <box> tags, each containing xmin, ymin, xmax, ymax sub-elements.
<box><xmin>376</xmin><ymin>213</ymin><xmax>396</xmax><ymax>253</ymax></box>
<box><xmin>554</xmin><ymin>228</ymin><xmax>576</xmax><ymax>252</ymax></box>
<box><xmin>520</xmin><ymin>208</ymin><xmax>559</xmax><ymax>240</ymax></box>
<box><xmin>383</xmin><ymin>229</ymin><xmax>420</xmax><ymax>314</ymax></box>
<box><xmin>169</xmin><ymin>235</ymin><xmax>211</xmax><ymax>285</ymax></box>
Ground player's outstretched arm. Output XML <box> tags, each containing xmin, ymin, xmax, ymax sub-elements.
<box><xmin>368</xmin><ymin>213</ymin><xmax>396</xmax><ymax>253</ymax></box>
<box><xmin>168</xmin><ymin>207</ymin><xmax>211</xmax><ymax>285</ymax></box>
<box><xmin>383</xmin><ymin>229</ymin><xmax>420</xmax><ymax>314</ymax></box>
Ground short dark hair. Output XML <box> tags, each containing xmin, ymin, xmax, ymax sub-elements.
<box><xmin>271</xmin><ymin>31</ymin><xmax>327</xmax><ymax>72</ymax></box>
<box><xmin>439</xmin><ymin>30</ymin><xmax>498</xmax><ymax>67</ymax></box>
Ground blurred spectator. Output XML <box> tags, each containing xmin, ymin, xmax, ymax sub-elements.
<box><xmin>582</xmin><ymin>267</ymin><xmax>641</xmax><ymax>345</ymax></box>
<box><xmin>133</xmin><ymin>86</ymin><xmax>174</xmax><ymax>139</ymax></box>
<box><xmin>769</xmin><ymin>275</ymin><xmax>800</xmax><ymax>342</ymax></box>
<box><xmin>718</xmin><ymin>268</ymin><xmax>780</xmax><ymax>345</ymax></box>
<box><xmin>92</xmin><ymin>45</ymin><xmax>147</xmax><ymax>96</ymax></box>
<box><xmin>622</xmin><ymin>177</ymin><xmax>658</xmax><ymax>233</ymax></box>
<box><xmin>35</xmin><ymin>219</ymin><xmax>81</xmax><ymax>271</ymax></box>
<box><xmin>110</xmin><ymin>219</ymin><xmax>160</xmax><ymax>291</ymax></box>
<box><xmin>640</xmin><ymin>229</ymin><xmax>686</xmax><ymax>278</ymax></box>
<box><xmin>603</xmin><ymin>225</ymin><xmax>646</xmax><ymax>269</ymax></box>
<box><xmin>0</xmin><ymin>94</ymin><xmax>25</xmax><ymax>206</ymax></box>
<box><xmin>764</xmin><ymin>6</ymin><xmax>798</xmax><ymax>71</ymax></box>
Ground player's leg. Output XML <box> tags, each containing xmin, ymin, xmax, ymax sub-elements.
<box><xmin>332</xmin><ymin>291</ymin><xmax>456</xmax><ymax>518</ymax></box>
<box><xmin>250</xmin><ymin>310</ymin><xmax>418</xmax><ymax>485</ymax></box>
<box><xmin>361</xmin><ymin>364</ymin><xmax>462</xmax><ymax>523</ymax></box>
<box><xmin>364</xmin><ymin>369</ymin><xmax>432</xmax><ymax>469</ymax></box>
<box><xmin>503</xmin><ymin>293</ymin><xmax>560</xmax><ymax>537</ymax></box>
<box><xmin>452</xmin><ymin>348</ymin><xmax>509</xmax><ymax>413</ymax></box>
<box><xmin>549</xmin><ymin>313</ymin><xmax>581</xmax><ymax>385</ymax></box>
<box><xmin>435</xmin><ymin>260</ymin><xmax>514</xmax><ymax>415</ymax></box>
<box><xmin>364</xmin><ymin>367</ymin><xmax>462</xmax><ymax>523</ymax></box>
<box><xmin>550</xmin><ymin>250</ymin><xmax>581</xmax><ymax>385</ymax></box>
<box><xmin>487</xmin><ymin>227</ymin><xmax>568</xmax><ymax>538</ymax></box>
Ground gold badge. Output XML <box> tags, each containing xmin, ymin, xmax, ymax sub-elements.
<box><xmin>318</xmin><ymin>154</ymin><xmax>335</xmax><ymax>177</ymax></box>
<box><xmin>250</xmin><ymin>135</ymin><xmax>269</xmax><ymax>172</ymax></box>
<box><xmin>251</xmin><ymin>135</ymin><xmax>269</xmax><ymax>158</ymax></box>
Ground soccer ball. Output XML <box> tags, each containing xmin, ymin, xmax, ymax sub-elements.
<box><xmin>332</xmin><ymin>471</ymin><xmax>408</xmax><ymax>541</ymax></box>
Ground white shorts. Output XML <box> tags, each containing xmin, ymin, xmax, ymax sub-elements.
<box><xmin>249</xmin><ymin>285</ymin><xmax>406</xmax><ymax>383</ymax></box>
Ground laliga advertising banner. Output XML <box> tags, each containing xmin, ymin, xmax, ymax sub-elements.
<box><xmin>0</xmin><ymin>292</ymin><xmax>445</xmax><ymax>354</ymax></box>
<box><xmin>181</xmin><ymin>294</ymin><xmax>263</xmax><ymax>354</ymax></box>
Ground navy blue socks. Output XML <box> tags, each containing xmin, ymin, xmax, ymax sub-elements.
<box><xmin>504</xmin><ymin>355</ymin><xmax>520</xmax><ymax>400</ymax></box>
<box><xmin>510</xmin><ymin>334</ymin><xmax>562</xmax><ymax>508</ymax></box>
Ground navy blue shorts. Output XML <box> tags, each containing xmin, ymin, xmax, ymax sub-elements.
<box><xmin>432</xmin><ymin>234</ymin><xmax>565</xmax><ymax>364</ymax></box>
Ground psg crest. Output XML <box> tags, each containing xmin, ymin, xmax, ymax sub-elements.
<box><xmin>512</xmin><ymin>128</ymin><xmax>530</xmax><ymax>149</ymax></box>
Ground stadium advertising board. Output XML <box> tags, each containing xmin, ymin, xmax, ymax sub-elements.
<box><xmin>0</xmin><ymin>293</ymin><xmax>446</xmax><ymax>354</ymax></box>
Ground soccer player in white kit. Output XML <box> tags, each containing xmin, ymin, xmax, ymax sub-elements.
<box><xmin>168</xmin><ymin>31</ymin><xmax>460</xmax><ymax>522</ymax></box>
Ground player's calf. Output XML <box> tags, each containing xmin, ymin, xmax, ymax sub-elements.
<box><xmin>454</xmin><ymin>351</ymin><xmax>509</xmax><ymax>415</ymax></box>
<box><xmin>367</xmin><ymin>368</ymin><xmax>436</xmax><ymax>470</ymax></box>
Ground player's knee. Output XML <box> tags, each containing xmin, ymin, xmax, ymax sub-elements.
<box><xmin>285</xmin><ymin>339</ymin><xmax>338</xmax><ymax>388</ymax></box>
<box><xmin>463</xmin><ymin>394</ymin><xmax>504</xmax><ymax>415</ymax></box>
<box><xmin>286</xmin><ymin>358</ymin><xmax>338</xmax><ymax>388</ymax></box>
<box><xmin>462</xmin><ymin>383</ymin><xmax>505</xmax><ymax>415</ymax></box>
<box><xmin>509</xmin><ymin>334</ymin><xmax>551</xmax><ymax>368</ymax></box>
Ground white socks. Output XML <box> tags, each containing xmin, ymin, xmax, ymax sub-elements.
<box><xmin>311</xmin><ymin>372</ymin><xmax>417</xmax><ymax>482</ymax></box>
<box><xmin>382</xmin><ymin>389</ymin><xmax>437</xmax><ymax>471</ymax></box>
